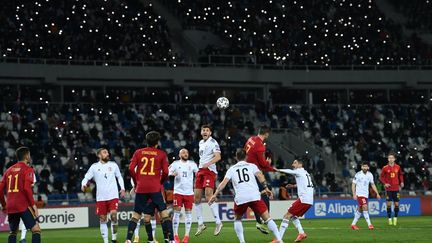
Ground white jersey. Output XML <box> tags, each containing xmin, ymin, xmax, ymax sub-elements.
<box><xmin>279</xmin><ymin>168</ymin><xmax>314</xmax><ymax>205</ymax></box>
<box><xmin>169</xmin><ymin>160</ymin><xmax>198</xmax><ymax>195</ymax></box>
<box><xmin>81</xmin><ymin>161</ymin><xmax>125</xmax><ymax>202</ymax></box>
<box><xmin>225</xmin><ymin>161</ymin><xmax>261</xmax><ymax>205</ymax></box>
<box><xmin>352</xmin><ymin>171</ymin><xmax>374</xmax><ymax>198</ymax></box>
<box><xmin>199</xmin><ymin>136</ymin><xmax>221</xmax><ymax>174</ymax></box>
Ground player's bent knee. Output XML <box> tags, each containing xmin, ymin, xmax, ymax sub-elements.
<box><xmin>160</xmin><ymin>210</ymin><xmax>170</xmax><ymax>219</ymax></box>
<box><xmin>10</xmin><ymin>229</ymin><xmax>19</xmax><ymax>235</ymax></box>
<box><xmin>99</xmin><ymin>215</ymin><xmax>107</xmax><ymax>223</ymax></box>
<box><xmin>31</xmin><ymin>224</ymin><xmax>41</xmax><ymax>233</ymax></box>
<box><xmin>143</xmin><ymin>214</ymin><xmax>151</xmax><ymax>223</ymax></box>
<box><xmin>261</xmin><ymin>211</ymin><xmax>270</xmax><ymax>221</ymax></box>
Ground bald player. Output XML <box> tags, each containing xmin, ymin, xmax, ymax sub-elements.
<box><xmin>169</xmin><ymin>149</ymin><xmax>199</xmax><ymax>243</ymax></box>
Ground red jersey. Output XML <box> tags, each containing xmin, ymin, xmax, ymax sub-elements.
<box><xmin>380</xmin><ymin>163</ymin><xmax>404</xmax><ymax>191</ymax></box>
<box><xmin>244</xmin><ymin>136</ymin><xmax>275</xmax><ymax>172</ymax></box>
<box><xmin>129</xmin><ymin>147</ymin><xmax>169</xmax><ymax>193</ymax></box>
<box><xmin>0</xmin><ymin>162</ymin><xmax>35</xmax><ymax>214</ymax></box>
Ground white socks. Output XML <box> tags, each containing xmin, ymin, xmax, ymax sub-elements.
<box><xmin>173</xmin><ymin>211</ymin><xmax>181</xmax><ymax>235</ymax></box>
<box><xmin>111</xmin><ymin>221</ymin><xmax>118</xmax><ymax>240</ymax></box>
<box><xmin>234</xmin><ymin>220</ymin><xmax>245</xmax><ymax>243</ymax></box>
<box><xmin>134</xmin><ymin>220</ymin><xmax>141</xmax><ymax>237</ymax></box>
<box><xmin>352</xmin><ymin>210</ymin><xmax>362</xmax><ymax>225</ymax></box>
<box><xmin>266</xmin><ymin>218</ymin><xmax>282</xmax><ymax>241</ymax></box>
<box><xmin>151</xmin><ymin>219</ymin><xmax>157</xmax><ymax>238</ymax></box>
<box><xmin>292</xmin><ymin>217</ymin><xmax>304</xmax><ymax>234</ymax></box>
<box><xmin>21</xmin><ymin>228</ymin><xmax>27</xmax><ymax>240</ymax></box>
<box><xmin>279</xmin><ymin>218</ymin><xmax>290</xmax><ymax>238</ymax></box>
<box><xmin>100</xmin><ymin>221</ymin><xmax>109</xmax><ymax>243</ymax></box>
<box><xmin>210</xmin><ymin>203</ymin><xmax>222</xmax><ymax>224</ymax></box>
<box><xmin>195</xmin><ymin>203</ymin><xmax>204</xmax><ymax>225</ymax></box>
<box><xmin>185</xmin><ymin>211</ymin><xmax>193</xmax><ymax>236</ymax></box>
<box><xmin>363</xmin><ymin>211</ymin><xmax>372</xmax><ymax>226</ymax></box>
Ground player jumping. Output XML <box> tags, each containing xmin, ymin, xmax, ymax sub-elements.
<box><xmin>276</xmin><ymin>158</ymin><xmax>314</xmax><ymax>243</ymax></box>
<box><xmin>169</xmin><ymin>148</ymin><xmax>198</xmax><ymax>243</ymax></box>
<box><xmin>351</xmin><ymin>161</ymin><xmax>381</xmax><ymax>230</ymax></box>
<box><xmin>125</xmin><ymin>131</ymin><xmax>174</xmax><ymax>243</ymax></box>
<box><xmin>380</xmin><ymin>152</ymin><xmax>404</xmax><ymax>226</ymax></box>
<box><xmin>209</xmin><ymin>149</ymin><xmax>282</xmax><ymax>243</ymax></box>
<box><xmin>81</xmin><ymin>148</ymin><xmax>126</xmax><ymax>243</ymax></box>
<box><xmin>194</xmin><ymin>125</ymin><xmax>223</xmax><ymax>236</ymax></box>
<box><xmin>244</xmin><ymin>125</ymin><xmax>276</xmax><ymax>234</ymax></box>
<box><xmin>0</xmin><ymin>147</ymin><xmax>41</xmax><ymax>243</ymax></box>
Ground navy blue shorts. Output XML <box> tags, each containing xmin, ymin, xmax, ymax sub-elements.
<box><xmin>385</xmin><ymin>191</ymin><xmax>400</xmax><ymax>202</ymax></box>
<box><xmin>9</xmin><ymin>207</ymin><xmax>38</xmax><ymax>232</ymax></box>
<box><xmin>134</xmin><ymin>192</ymin><xmax>167</xmax><ymax>215</ymax></box>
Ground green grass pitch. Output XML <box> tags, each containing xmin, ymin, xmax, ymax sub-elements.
<box><xmin>2</xmin><ymin>216</ymin><xmax>431</xmax><ymax>242</ymax></box>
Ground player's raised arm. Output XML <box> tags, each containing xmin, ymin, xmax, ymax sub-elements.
<box><xmin>81</xmin><ymin>164</ymin><xmax>95</xmax><ymax>191</ymax></box>
<box><xmin>278</xmin><ymin>168</ymin><xmax>299</xmax><ymax>175</ymax></box>
<box><xmin>256</xmin><ymin>150</ymin><xmax>276</xmax><ymax>172</ymax></box>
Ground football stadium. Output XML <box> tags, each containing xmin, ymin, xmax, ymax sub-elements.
<box><xmin>1</xmin><ymin>0</ymin><xmax>432</xmax><ymax>243</ymax></box>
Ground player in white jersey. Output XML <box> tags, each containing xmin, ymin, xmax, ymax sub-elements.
<box><xmin>351</xmin><ymin>161</ymin><xmax>380</xmax><ymax>230</ymax></box>
<box><xmin>209</xmin><ymin>149</ymin><xmax>282</xmax><ymax>243</ymax></box>
<box><xmin>81</xmin><ymin>148</ymin><xmax>125</xmax><ymax>243</ymax></box>
<box><xmin>276</xmin><ymin>158</ymin><xmax>314</xmax><ymax>243</ymax></box>
<box><xmin>169</xmin><ymin>148</ymin><xmax>198</xmax><ymax>243</ymax></box>
<box><xmin>194</xmin><ymin>125</ymin><xmax>223</xmax><ymax>236</ymax></box>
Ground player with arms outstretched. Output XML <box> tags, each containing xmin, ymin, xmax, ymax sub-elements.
<box><xmin>81</xmin><ymin>148</ymin><xmax>126</xmax><ymax>243</ymax></box>
<box><xmin>209</xmin><ymin>150</ymin><xmax>282</xmax><ymax>243</ymax></box>
<box><xmin>169</xmin><ymin>148</ymin><xmax>198</xmax><ymax>243</ymax></box>
<box><xmin>125</xmin><ymin>131</ymin><xmax>174</xmax><ymax>243</ymax></box>
<box><xmin>244</xmin><ymin>125</ymin><xmax>276</xmax><ymax>234</ymax></box>
<box><xmin>276</xmin><ymin>158</ymin><xmax>314</xmax><ymax>243</ymax></box>
<box><xmin>194</xmin><ymin>125</ymin><xmax>223</xmax><ymax>236</ymax></box>
<box><xmin>0</xmin><ymin>147</ymin><xmax>41</xmax><ymax>243</ymax></box>
<box><xmin>351</xmin><ymin>161</ymin><xmax>380</xmax><ymax>230</ymax></box>
<box><xmin>380</xmin><ymin>152</ymin><xmax>404</xmax><ymax>226</ymax></box>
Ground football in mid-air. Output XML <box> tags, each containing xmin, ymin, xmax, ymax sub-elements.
<box><xmin>216</xmin><ymin>97</ymin><xmax>230</xmax><ymax>109</ymax></box>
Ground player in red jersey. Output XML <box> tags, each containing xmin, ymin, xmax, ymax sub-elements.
<box><xmin>125</xmin><ymin>131</ymin><xmax>174</xmax><ymax>243</ymax></box>
<box><xmin>380</xmin><ymin>152</ymin><xmax>404</xmax><ymax>226</ymax></box>
<box><xmin>244</xmin><ymin>126</ymin><xmax>276</xmax><ymax>234</ymax></box>
<box><xmin>0</xmin><ymin>147</ymin><xmax>41</xmax><ymax>243</ymax></box>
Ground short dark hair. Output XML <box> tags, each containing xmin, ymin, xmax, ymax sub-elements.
<box><xmin>361</xmin><ymin>161</ymin><xmax>369</xmax><ymax>166</ymax></box>
<box><xmin>258</xmin><ymin>125</ymin><xmax>270</xmax><ymax>135</ymax></box>
<box><xmin>295</xmin><ymin>156</ymin><xmax>308</xmax><ymax>165</ymax></box>
<box><xmin>16</xmin><ymin>146</ymin><xmax>30</xmax><ymax>161</ymax></box>
<box><xmin>146</xmin><ymin>131</ymin><xmax>161</xmax><ymax>147</ymax></box>
<box><xmin>201</xmin><ymin>124</ymin><xmax>212</xmax><ymax>131</ymax></box>
<box><xmin>96</xmin><ymin>148</ymin><xmax>107</xmax><ymax>155</ymax></box>
<box><xmin>388</xmin><ymin>151</ymin><xmax>397</xmax><ymax>158</ymax></box>
<box><xmin>236</xmin><ymin>149</ymin><xmax>246</xmax><ymax>161</ymax></box>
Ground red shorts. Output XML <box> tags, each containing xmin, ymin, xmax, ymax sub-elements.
<box><xmin>96</xmin><ymin>198</ymin><xmax>119</xmax><ymax>215</ymax></box>
<box><xmin>288</xmin><ymin>199</ymin><xmax>312</xmax><ymax>217</ymax></box>
<box><xmin>357</xmin><ymin>196</ymin><xmax>368</xmax><ymax>207</ymax></box>
<box><xmin>194</xmin><ymin>169</ymin><xmax>217</xmax><ymax>189</ymax></box>
<box><xmin>173</xmin><ymin>194</ymin><xmax>194</xmax><ymax>210</ymax></box>
<box><xmin>234</xmin><ymin>199</ymin><xmax>268</xmax><ymax>216</ymax></box>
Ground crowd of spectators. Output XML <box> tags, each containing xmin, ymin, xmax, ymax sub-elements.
<box><xmin>391</xmin><ymin>0</ymin><xmax>432</xmax><ymax>32</ymax></box>
<box><xmin>0</xmin><ymin>0</ymin><xmax>175</xmax><ymax>62</ymax></box>
<box><xmin>1</xmin><ymin>0</ymin><xmax>431</xmax><ymax>66</ymax></box>
<box><xmin>164</xmin><ymin>0</ymin><xmax>432</xmax><ymax>65</ymax></box>
<box><xmin>0</xmin><ymin>100</ymin><xmax>259</xmax><ymax>202</ymax></box>
<box><xmin>1</xmin><ymin>86</ymin><xmax>431</xmax><ymax>204</ymax></box>
<box><xmin>268</xmin><ymin>104</ymin><xmax>432</xmax><ymax>193</ymax></box>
